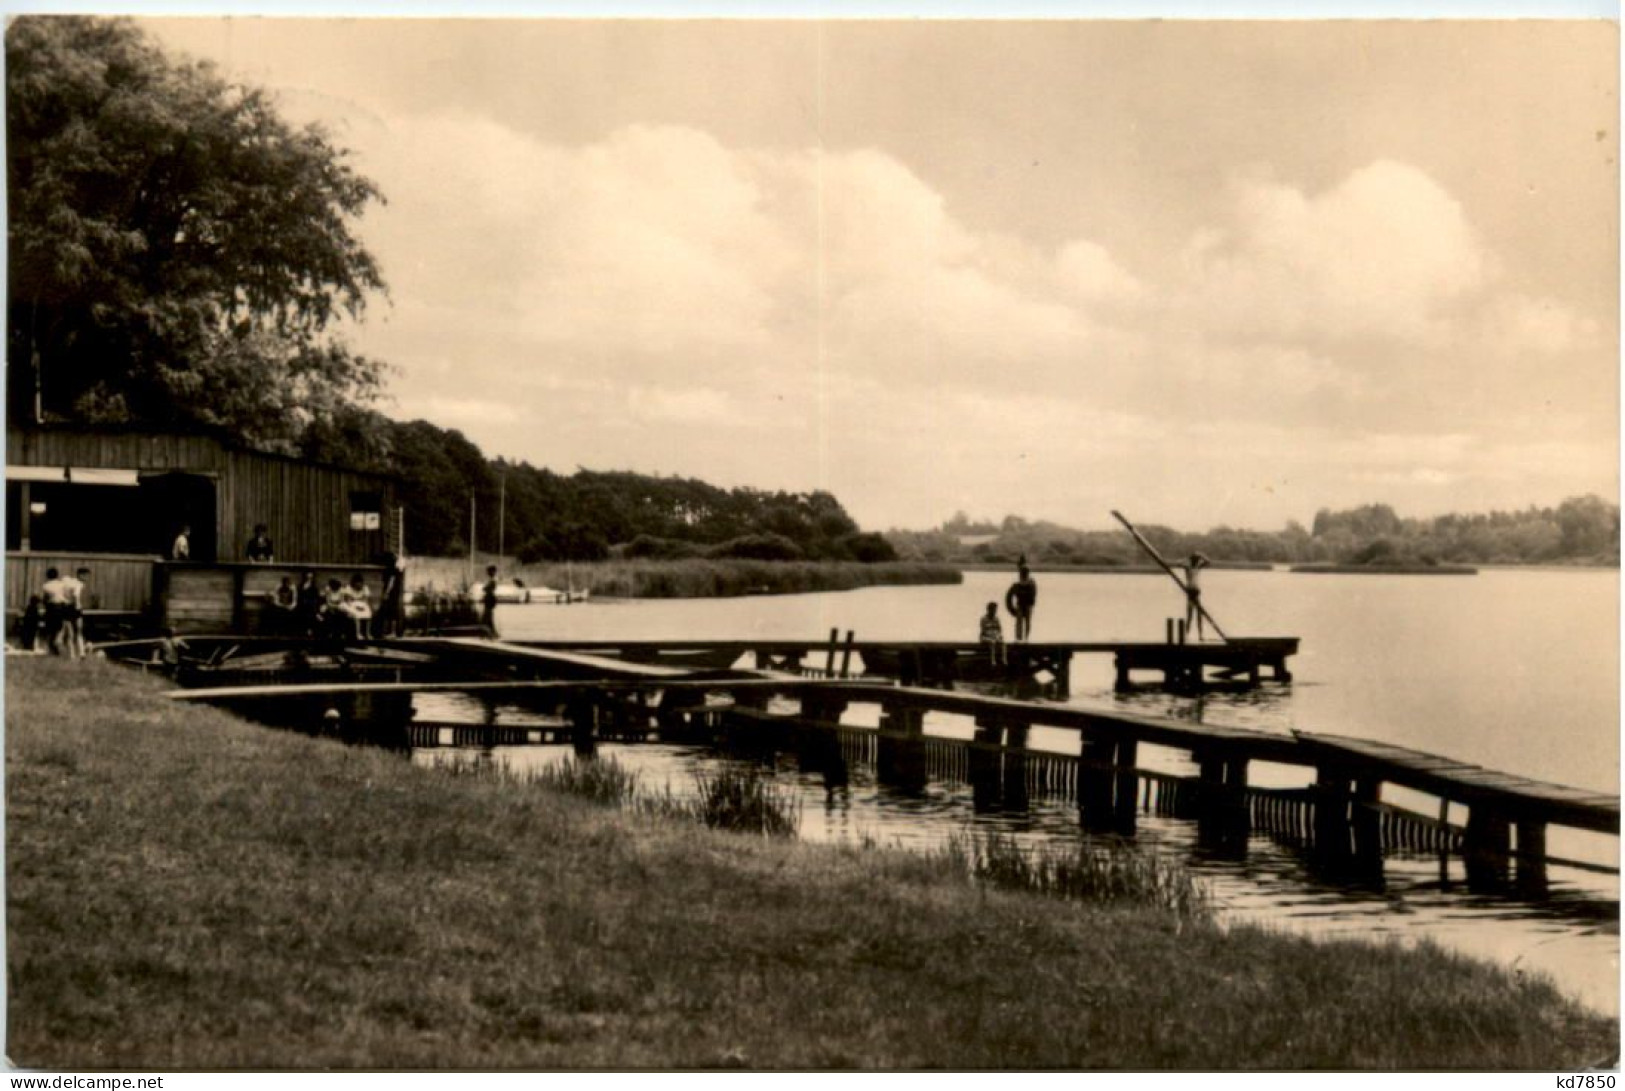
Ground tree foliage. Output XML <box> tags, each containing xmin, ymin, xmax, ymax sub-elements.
<box><xmin>366</xmin><ymin>416</ymin><xmax>882</xmax><ymax>563</ymax></box>
<box><xmin>6</xmin><ymin>15</ymin><xmax>386</xmax><ymax>444</ymax></box>
<box><xmin>888</xmin><ymin>497</ymin><xmax>1621</xmax><ymax>568</ymax></box>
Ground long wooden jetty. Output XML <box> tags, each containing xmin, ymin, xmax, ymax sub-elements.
<box><xmin>504</xmin><ymin>637</ymin><xmax>1299</xmax><ymax>695</ymax></box>
<box><xmin>156</xmin><ymin>636</ymin><xmax>1616</xmax><ymax>894</ymax></box>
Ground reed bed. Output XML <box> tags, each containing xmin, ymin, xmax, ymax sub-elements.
<box><xmin>405</xmin><ymin>555</ymin><xmax>961</xmax><ymax>599</ymax></box>
<box><xmin>521</xmin><ymin>754</ymin><xmax>643</xmax><ymax>807</ymax></box>
<box><xmin>938</xmin><ymin>831</ymin><xmax>1211</xmax><ymax>923</ymax></box>
<box><xmin>687</xmin><ymin>764</ymin><xmax>801</xmax><ymax>838</ymax></box>
<box><xmin>450</xmin><ymin>754</ymin><xmax>802</xmax><ymax>838</ymax></box>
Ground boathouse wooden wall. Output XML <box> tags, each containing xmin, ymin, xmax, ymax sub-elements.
<box><xmin>7</xmin><ymin>428</ymin><xmax>395</xmax><ymax>566</ymax></box>
<box><xmin>4</xmin><ymin>551</ymin><xmax>155</xmax><ymax>615</ymax></box>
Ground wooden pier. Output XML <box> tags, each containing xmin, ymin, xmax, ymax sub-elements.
<box><xmin>505</xmin><ymin>636</ymin><xmax>1299</xmax><ymax>695</ymax></box>
<box><xmin>153</xmin><ymin>635</ymin><xmax>1617</xmax><ymax>892</ymax></box>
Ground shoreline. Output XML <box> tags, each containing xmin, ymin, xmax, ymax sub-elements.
<box><xmin>405</xmin><ymin>556</ymin><xmax>962</xmax><ymax>599</ymax></box>
<box><xmin>5</xmin><ymin>656</ymin><xmax>1615</xmax><ymax>1069</ymax></box>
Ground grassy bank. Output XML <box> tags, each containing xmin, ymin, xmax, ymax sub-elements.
<box><xmin>405</xmin><ymin>555</ymin><xmax>962</xmax><ymax>598</ymax></box>
<box><xmin>7</xmin><ymin>658</ymin><xmax>1616</xmax><ymax>1070</ymax></box>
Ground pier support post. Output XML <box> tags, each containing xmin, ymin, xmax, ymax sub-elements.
<box><xmin>1193</xmin><ymin>753</ymin><xmax>1248</xmax><ymax>855</ymax></box>
<box><xmin>1312</xmin><ymin>766</ymin><xmax>1352</xmax><ymax>862</ymax></box>
<box><xmin>1350</xmin><ymin>779</ymin><xmax>1384</xmax><ymax>879</ymax></box>
<box><xmin>1002</xmin><ymin>722</ymin><xmax>1031</xmax><ymax>814</ymax></box>
<box><xmin>970</xmin><ymin>716</ymin><xmax>1004</xmax><ymax>813</ymax></box>
<box><xmin>567</xmin><ymin>691</ymin><xmax>600</xmax><ymax>757</ymax></box>
<box><xmin>1112</xmin><ymin>738</ymin><xmax>1139</xmax><ymax>834</ymax></box>
<box><xmin>1515</xmin><ymin>820</ymin><xmax>1548</xmax><ymax>898</ymax></box>
<box><xmin>793</xmin><ymin>699</ymin><xmax>848</xmax><ymax>784</ymax></box>
<box><xmin>1079</xmin><ymin>735</ymin><xmax>1118</xmax><ymax>830</ymax></box>
<box><xmin>877</xmin><ymin>705</ymin><xmax>926</xmax><ymax>793</ymax></box>
<box><xmin>1465</xmin><ymin>808</ymin><xmax>1512</xmax><ymax>891</ymax></box>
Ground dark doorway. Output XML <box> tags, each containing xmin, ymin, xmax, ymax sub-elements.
<box><xmin>139</xmin><ymin>472</ymin><xmax>218</xmax><ymax>561</ymax></box>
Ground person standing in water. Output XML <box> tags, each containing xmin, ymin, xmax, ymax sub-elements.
<box><xmin>1182</xmin><ymin>552</ymin><xmax>1211</xmax><ymax>642</ymax></box>
<box><xmin>1004</xmin><ymin>563</ymin><xmax>1038</xmax><ymax>642</ymax></box>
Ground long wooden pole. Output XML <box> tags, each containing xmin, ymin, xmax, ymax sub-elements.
<box><xmin>1110</xmin><ymin>510</ymin><xmax>1229</xmax><ymax>642</ymax></box>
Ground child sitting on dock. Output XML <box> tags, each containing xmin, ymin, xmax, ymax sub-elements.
<box><xmin>342</xmin><ymin>573</ymin><xmax>374</xmax><ymax>640</ymax></box>
<box><xmin>979</xmin><ymin>602</ymin><xmax>1007</xmax><ymax>667</ymax></box>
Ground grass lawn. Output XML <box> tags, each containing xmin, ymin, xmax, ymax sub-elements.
<box><xmin>6</xmin><ymin>656</ymin><xmax>1617</xmax><ymax>1070</ymax></box>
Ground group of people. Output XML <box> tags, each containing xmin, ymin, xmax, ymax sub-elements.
<box><xmin>171</xmin><ymin>518</ymin><xmax>407</xmax><ymax>639</ymax></box>
<box><xmin>977</xmin><ymin>551</ymin><xmax>1213</xmax><ymax>663</ymax></box>
<box><xmin>169</xmin><ymin>522</ymin><xmax>275</xmax><ymax>563</ymax></box>
<box><xmin>978</xmin><ymin>563</ymin><xmax>1038</xmax><ymax>666</ymax></box>
<box><xmin>261</xmin><ymin>559</ymin><xmax>407</xmax><ymax>640</ymax></box>
<box><xmin>20</xmin><ymin>566</ymin><xmax>93</xmax><ymax>657</ymax></box>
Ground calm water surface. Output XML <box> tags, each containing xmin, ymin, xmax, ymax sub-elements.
<box><xmin>413</xmin><ymin>568</ymin><xmax>1620</xmax><ymax>1014</ymax></box>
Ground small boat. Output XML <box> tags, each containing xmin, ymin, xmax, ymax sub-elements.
<box><xmin>529</xmin><ymin>585</ymin><xmax>589</xmax><ymax>604</ymax></box>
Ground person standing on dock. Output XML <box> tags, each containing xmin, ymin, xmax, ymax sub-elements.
<box><xmin>245</xmin><ymin>524</ymin><xmax>275</xmax><ymax>563</ymax></box>
<box><xmin>1005</xmin><ymin>564</ymin><xmax>1037</xmax><ymax>642</ymax></box>
<box><xmin>377</xmin><ymin>552</ymin><xmax>407</xmax><ymax>637</ymax></box>
<box><xmin>295</xmin><ymin>570</ymin><xmax>322</xmax><ymax>636</ymax></box>
<box><xmin>269</xmin><ymin>576</ymin><xmax>298</xmax><ymax>634</ymax></box>
<box><xmin>1182</xmin><ymin>553</ymin><xmax>1210</xmax><ymax>642</ymax></box>
<box><xmin>979</xmin><ymin>601</ymin><xmax>1007</xmax><ymax>666</ymax></box>
<box><xmin>481</xmin><ymin>564</ymin><xmax>500</xmax><ymax>637</ymax></box>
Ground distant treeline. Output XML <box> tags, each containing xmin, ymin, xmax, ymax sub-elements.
<box><xmin>889</xmin><ymin>498</ymin><xmax>1620</xmax><ymax>568</ymax></box>
<box><xmin>366</xmin><ymin>418</ymin><xmax>899</xmax><ymax>563</ymax></box>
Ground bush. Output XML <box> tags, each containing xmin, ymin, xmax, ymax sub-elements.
<box><xmin>621</xmin><ymin>535</ymin><xmax>705</xmax><ymax>560</ymax></box>
<box><xmin>837</xmin><ymin>531</ymin><xmax>900</xmax><ymax>563</ymax></box>
<box><xmin>705</xmin><ymin>534</ymin><xmax>804</xmax><ymax>561</ymax></box>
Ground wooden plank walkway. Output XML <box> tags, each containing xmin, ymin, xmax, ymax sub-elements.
<box><xmin>1293</xmin><ymin>730</ymin><xmax>1620</xmax><ymax>835</ymax></box>
<box><xmin>403</xmin><ymin>636</ymin><xmax>704</xmax><ymax>681</ymax></box>
<box><xmin>509</xmin><ymin>636</ymin><xmax>1300</xmax><ymax>694</ymax></box>
<box><xmin>141</xmin><ymin>638</ymin><xmax>1615</xmax><ymax>860</ymax></box>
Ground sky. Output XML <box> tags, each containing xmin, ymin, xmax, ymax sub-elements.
<box><xmin>141</xmin><ymin>16</ymin><xmax>1619</xmax><ymax>532</ymax></box>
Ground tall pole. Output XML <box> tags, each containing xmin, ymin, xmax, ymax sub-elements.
<box><xmin>468</xmin><ymin>490</ymin><xmax>477</xmax><ymax>587</ymax></box>
<box><xmin>498</xmin><ymin>471</ymin><xmax>506</xmax><ymax>562</ymax></box>
<box><xmin>1110</xmin><ymin>510</ymin><xmax>1230</xmax><ymax>642</ymax></box>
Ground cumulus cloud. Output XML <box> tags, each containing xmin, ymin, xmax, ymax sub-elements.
<box><xmin>1176</xmin><ymin>160</ymin><xmax>1489</xmax><ymax>342</ymax></box>
<box><xmin>327</xmin><ymin>112</ymin><xmax>1611</xmax><ymax>527</ymax></box>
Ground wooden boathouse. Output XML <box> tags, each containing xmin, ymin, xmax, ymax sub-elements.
<box><xmin>6</xmin><ymin>425</ymin><xmax>399</xmax><ymax>635</ymax></box>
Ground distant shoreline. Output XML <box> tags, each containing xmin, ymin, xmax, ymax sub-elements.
<box><xmin>407</xmin><ymin>556</ymin><xmax>963</xmax><ymax>599</ymax></box>
<box><xmin>956</xmin><ymin>561</ymin><xmax>1272</xmax><ymax>574</ymax></box>
<box><xmin>1288</xmin><ymin>563</ymin><xmax>1479</xmax><ymax>575</ymax></box>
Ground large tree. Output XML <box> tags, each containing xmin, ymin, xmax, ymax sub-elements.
<box><xmin>6</xmin><ymin>16</ymin><xmax>387</xmax><ymax>449</ymax></box>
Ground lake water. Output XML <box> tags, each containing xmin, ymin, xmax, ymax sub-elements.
<box><xmin>412</xmin><ymin>567</ymin><xmax>1621</xmax><ymax>1015</ymax></box>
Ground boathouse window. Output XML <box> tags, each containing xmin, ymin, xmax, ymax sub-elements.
<box><xmin>350</xmin><ymin>491</ymin><xmax>383</xmax><ymax>532</ymax></box>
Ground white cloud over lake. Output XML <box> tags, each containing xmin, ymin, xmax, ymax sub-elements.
<box><xmin>153</xmin><ymin>19</ymin><xmax>1617</xmax><ymax>531</ymax></box>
